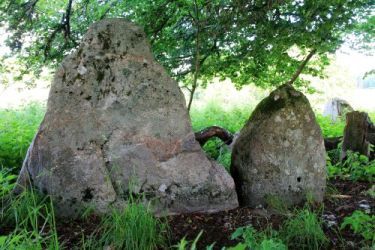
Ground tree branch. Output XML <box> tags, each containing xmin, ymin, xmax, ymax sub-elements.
<box><xmin>195</xmin><ymin>126</ymin><xmax>234</xmax><ymax>146</ymax></box>
<box><xmin>44</xmin><ymin>0</ymin><xmax>75</xmax><ymax>59</ymax></box>
<box><xmin>287</xmin><ymin>48</ymin><xmax>317</xmax><ymax>85</ymax></box>
<box><xmin>99</xmin><ymin>0</ymin><xmax>119</xmax><ymax>20</ymax></box>
<box><xmin>63</xmin><ymin>0</ymin><xmax>73</xmax><ymax>38</ymax></box>
<box><xmin>22</xmin><ymin>0</ymin><xmax>40</xmax><ymax>20</ymax></box>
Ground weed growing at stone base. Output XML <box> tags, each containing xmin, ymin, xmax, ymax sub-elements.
<box><xmin>82</xmin><ymin>196</ymin><xmax>168</xmax><ymax>250</ymax></box>
<box><xmin>0</xmin><ymin>184</ymin><xmax>168</xmax><ymax>250</ymax></box>
<box><xmin>175</xmin><ymin>231</ymin><xmax>215</xmax><ymax>250</ymax></box>
<box><xmin>230</xmin><ymin>225</ymin><xmax>287</xmax><ymax>250</ymax></box>
<box><xmin>0</xmin><ymin>189</ymin><xmax>59</xmax><ymax>249</ymax></box>
<box><xmin>280</xmin><ymin>208</ymin><xmax>329</xmax><ymax>250</ymax></box>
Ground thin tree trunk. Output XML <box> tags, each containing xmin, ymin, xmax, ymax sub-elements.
<box><xmin>187</xmin><ymin>0</ymin><xmax>200</xmax><ymax>111</ymax></box>
<box><xmin>187</xmin><ymin>83</ymin><xmax>197</xmax><ymax>111</ymax></box>
<box><xmin>288</xmin><ymin>48</ymin><xmax>317</xmax><ymax>85</ymax></box>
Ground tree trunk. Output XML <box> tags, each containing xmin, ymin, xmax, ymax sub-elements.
<box><xmin>187</xmin><ymin>0</ymin><xmax>201</xmax><ymax>112</ymax></box>
<box><xmin>341</xmin><ymin>111</ymin><xmax>370</xmax><ymax>160</ymax></box>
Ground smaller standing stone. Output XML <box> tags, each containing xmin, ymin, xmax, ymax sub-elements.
<box><xmin>323</xmin><ymin>98</ymin><xmax>353</xmax><ymax>122</ymax></box>
<box><xmin>231</xmin><ymin>84</ymin><xmax>326</xmax><ymax>207</ymax></box>
<box><xmin>341</xmin><ymin>111</ymin><xmax>371</xmax><ymax>159</ymax></box>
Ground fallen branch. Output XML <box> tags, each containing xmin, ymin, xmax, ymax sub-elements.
<box><xmin>330</xmin><ymin>194</ymin><xmax>352</xmax><ymax>199</ymax></box>
<box><xmin>194</xmin><ymin>126</ymin><xmax>233</xmax><ymax>146</ymax></box>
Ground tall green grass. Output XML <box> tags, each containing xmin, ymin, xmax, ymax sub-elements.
<box><xmin>280</xmin><ymin>208</ymin><xmax>328</xmax><ymax>250</ymax></box>
<box><xmin>0</xmin><ymin>189</ymin><xmax>59</xmax><ymax>250</ymax></box>
<box><xmin>82</xmin><ymin>197</ymin><xmax>168</xmax><ymax>250</ymax></box>
<box><xmin>0</xmin><ymin>103</ymin><xmax>45</xmax><ymax>171</ymax></box>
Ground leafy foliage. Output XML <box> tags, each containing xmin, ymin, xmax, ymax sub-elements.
<box><xmin>348</xmin><ymin>15</ymin><xmax>375</xmax><ymax>55</ymax></box>
<box><xmin>230</xmin><ymin>226</ymin><xmax>287</xmax><ymax>250</ymax></box>
<box><xmin>327</xmin><ymin>151</ymin><xmax>375</xmax><ymax>182</ymax></box>
<box><xmin>0</xmin><ymin>0</ymin><xmax>374</xmax><ymax>103</ymax></box>
<box><xmin>341</xmin><ymin>210</ymin><xmax>375</xmax><ymax>243</ymax></box>
<box><xmin>315</xmin><ymin>114</ymin><xmax>345</xmax><ymax>137</ymax></box>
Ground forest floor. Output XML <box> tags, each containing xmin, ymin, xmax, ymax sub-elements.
<box><xmin>44</xmin><ymin>179</ymin><xmax>373</xmax><ymax>249</ymax></box>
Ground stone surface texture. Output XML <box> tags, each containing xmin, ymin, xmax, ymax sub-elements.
<box><xmin>16</xmin><ymin>19</ymin><xmax>238</xmax><ymax>217</ymax></box>
<box><xmin>231</xmin><ymin>84</ymin><xmax>326</xmax><ymax>207</ymax></box>
<box><xmin>341</xmin><ymin>111</ymin><xmax>370</xmax><ymax>159</ymax></box>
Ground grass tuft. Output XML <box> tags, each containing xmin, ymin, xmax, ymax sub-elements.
<box><xmin>83</xmin><ymin>197</ymin><xmax>168</xmax><ymax>250</ymax></box>
<box><xmin>280</xmin><ymin>208</ymin><xmax>328</xmax><ymax>250</ymax></box>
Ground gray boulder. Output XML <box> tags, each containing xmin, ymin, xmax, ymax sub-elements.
<box><xmin>231</xmin><ymin>84</ymin><xmax>326</xmax><ymax>207</ymax></box>
<box><xmin>323</xmin><ymin>98</ymin><xmax>353</xmax><ymax>122</ymax></box>
<box><xmin>16</xmin><ymin>19</ymin><xmax>238</xmax><ymax>217</ymax></box>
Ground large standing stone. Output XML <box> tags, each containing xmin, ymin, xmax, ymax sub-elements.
<box><xmin>231</xmin><ymin>84</ymin><xmax>326</xmax><ymax>207</ymax></box>
<box><xmin>16</xmin><ymin>19</ymin><xmax>238</xmax><ymax>217</ymax></box>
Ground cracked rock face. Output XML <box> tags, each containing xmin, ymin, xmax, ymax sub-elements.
<box><xmin>231</xmin><ymin>84</ymin><xmax>326</xmax><ymax>207</ymax></box>
<box><xmin>16</xmin><ymin>19</ymin><xmax>238</xmax><ymax>217</ymax></box>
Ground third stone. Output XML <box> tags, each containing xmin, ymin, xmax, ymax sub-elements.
<box><xmin>231</xmin><ymin>84</ymin><xmax>326</xmax><ymax>207</ymax></box>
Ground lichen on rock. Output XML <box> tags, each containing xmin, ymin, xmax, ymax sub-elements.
<box><xmin>16</xmin><ymin>19</ymin><xmax>238</xmax><ymax>217</ymax></box>
<box><xmin>231</xmin><ymin>84</ymin><xmax>326</xmax><ymax>207</ymax></box>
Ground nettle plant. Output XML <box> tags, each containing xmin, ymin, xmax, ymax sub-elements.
<box><xmin>327</xmin><ymin>151</ymin><xmax>375</xmax><ymax>182</ymax></box>
<box><xmin>341</xmin><ymin>210</ymin><xmax>375</xmax><ymax>243</ymax></box>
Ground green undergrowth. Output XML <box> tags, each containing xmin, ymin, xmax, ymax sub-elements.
<box><xmin>328</xmin><ymin>151</ymin><xmax>375</xmax><ymax>182</ymax></box>
<box><xmin>82</xmin><ymin>196</ymin><xmax>168</xmax><ymax>250</ymax></box>
<box><xmin>341</xmin><ymin>210</ymin><xmax>375</xmax><ymax>245</ymax></box>
<box><xmin>177</xmin><ymin>206</ymin><xmax>328</xmax><ymax>250</ymax></box>
<box><xmin>0</xmin><ymin>103</ymin><xmax>45</xmax><ymax>172</ymax></box>
<box><xmin>0</xmin><ymin>184</ymin><xmax>168</xmax><ymax>249</ymax></box>
<box><xmin>0</xmin><ymin>188</ymin><xmax>59</xmax><ymax>250</ymax></box>
<box><xmin>230</xmin><ymin>225</ymin><xmax>287</xmax><ymax>250</ymax></box>
<box><xmin>315</xmin><ymin>115</ymin><xmax>345</xmax><ymax>138</ymax></box>
<box><xmin>280</xmin><ymin>208</ymin><xmax>328</xmax><ymax>250</ymax></box>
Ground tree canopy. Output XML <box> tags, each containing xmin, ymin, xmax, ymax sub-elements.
<box><xmin>0</xmin><ymin>0</ymin><xmax>374</xmax><ymax>108</ymax></box>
